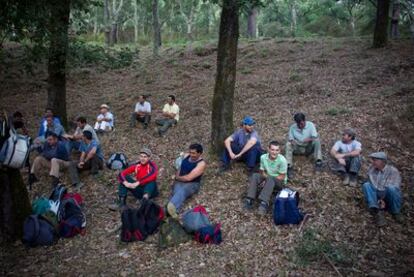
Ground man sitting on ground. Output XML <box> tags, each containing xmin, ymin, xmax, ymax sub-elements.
<box><xmin>244</xmin><ymin>141</ymin><xmax>287</xmax><ymax>215</ymax></box>
<box><xmin>166</xmin><ymin>143</ymin><xmax>206</xmax><ymax>218</ymax></box>
<box><xmin>94</xmin><ymin>104</ymin><xmax>114</xmax><ymax>133</ymax></box>
<box><xmin>130</xmin><ymin>95</ymin><xmax>151</xmax><ymax>129</ymax></box>
<box><xmin>63</xmin><ymin>116</ymin><xmax>99</xmax><ymax>153</ymax></box>
<box><xmin>29</xmin><ymin>132</ymin><xmax>82</xmax><ymax>188</ymax></box>
<box><xmin>108</xmin><ymin>148</ymin><xmax>158</xmax><ymax>211</ymax></box>
<box><xmin>155</xmin><ymin>95</ymin><xmax>179</xmax><ymax>137</ymax></box>
<box><xmin>76</xmin><ymin>130</ymin><xmax>104</xmax><ymax>176</ymax></box>
<box><xmin>220</xmin><ymin>116</ymin><xmax>262</xmax><ymax>174</ymax></box>
<box><xmin>285</xmin><ymin>112</ymin><xmax>323</xmax><ymax>179</ymax></box>
<box><xmin>362</xmin><ymin>152</ymin><xmax>403</xmax><ymax>227</ymax></box>
<box><xmin>37</xmin><ymin>108</ymin><xmax>61</xmax><ymax>138</ymax></box>
<box><xmin>33</xmin><ymin>114</ymin><xmax>66</xmax><ymax>148</ymax></box>
<box><xmin>330</xmin><ymin>128</ymin><xmax>362</xmax><ymax>187</ymax></box>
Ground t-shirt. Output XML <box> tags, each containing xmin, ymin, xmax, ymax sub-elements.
<box><xmin>162</xmin><ymin>103</ymin><xmax>180</xmax><ymax>121</ymax></box>
<box><xmin>288</xmin><ymin>121</ymin><xmax>318</xmax><ymax>145</ymax></box>
<box><xmin>260</xmin><ymin>153</ymin><xmax>288</xmax><ymax>183</ymax></box>
<box><xmin>79</xmin><ymin>139</ymin><xmax>104</xmax><ymax>160</ymax></box>
<box><xmin>231</xmin><ymin>128</ymin><xmax>261</xmax><ymax>148</ymax></box>
<box><xmin>97</xmin><ymin>112</ymin><xmax>114</xmax><ymax>128</ymax></box>
<box><xmin>135</xmin><ymin>101</ymin><xmax>151</xmax><ymax>113</ymax></box>
<box><xmin>333</xmin><ymin>140</ymin><xmax>361</xmax><ymax>154</ymax></box>
<box><xmin>74</xmin><ymin>124</ymin><xmax>99</xmax><ymax>144</ymax></box>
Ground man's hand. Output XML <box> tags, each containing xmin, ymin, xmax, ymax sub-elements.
<box><xmin>303</xmin><ymin>138</ymin><xmax>313</xmax><ymax>143</ymax></box>
<box><xmin>78</xmin><ymin>161</ymin><xmax>85</xmax><ymax>168</ymax></box>
<box><xmin>229</xmin><ymin>152</ymin><xmax>237</xmax><ymax>160</ymax></box>
<box><xmin>261</xmin><ymin>171</ymin><xmax>268</xmax><ymax>178</ymax></box>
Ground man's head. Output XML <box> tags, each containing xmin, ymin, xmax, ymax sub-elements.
<box><xmin>12</xmin><ymin>111</ymin><xmax>24</xmax><ymax>128</ymax></box>
<box><xmin>139</xmin><ymin>148</ymin><xmax>152</xmax><ymax>165</ymax></box>
<box><xmin>46</xmin><ymin>114</ymin><xmax>54</xmax><ymax>126</ymax></box>
<box><xmin>167</xmin><ymin>95</ymin><xmax>175</xmax><ymax>105</ymax></box>
<box><xmin>139</xmin><ymin>95</ymin><xmax>147</xmax><ymax>104</ymax></box>
<box><xmin>294</xmin><ymin>113</ymin><xmax>306</xmax><ymax>129</ymax></box>
<box><xmin>100</xmin><ymin>104</ymin><xmax>109</xmax><ymax>114</ymax></box>
<box><xmin>268</xmin><ymin>140</ymin><xmax>281</xmax><ymax>159</ymax></box>
<box><xmin>82</xmin><ymin>130</ymin><xmax>93</xmax><ymax>142</ymax></box>
<box><xmin>45</xmin><ymin>108</ymin><xmax>54</xmax><ymax>118</ymax></box>
<box><xmin>342</xmin><ymin>128</ymin><xmax>356</xmax><ymax>143</ymax></box>
<box><xmin>76</xmin><ymin>116</ymin><xmax>87</xmax><ymax>128</ymax></box>
<box><xmin>242</xmin><ymin>116</ymin><xmax>255</xmax><ymax>133</ymax></box>
<box><xmin>369</xmin><ymin>152</ymin><xmax>387</xmax><ymax>170</ymax></box>
<box><xmin>189</xmin><ymin>143</ymin><xmax>203</xmax><ymax>160</ymax></box>
<box><xmin>46</xmin><ymin>132</ymin><xmax>58</xmax><ymax>146</ymax></box>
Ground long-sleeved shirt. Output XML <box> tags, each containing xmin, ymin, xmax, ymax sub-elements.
<box><xmin>118</xmin><ymin>161</ymin><xmax>158</xmax><ymax>186</ymax></box>
<box><xmin>40</xmin><ymin>141</ymin><xmax>70</xmax><ymax>161</ymax></box>
<box><xmin>368</xmin><ymin>164</ymin><xmax>401</xmax><ymax>191</ymax></box>
<box><xmin>38</xmin><ymin>117</ymin><xmax>62</xmax><ymax>137</ymax></box>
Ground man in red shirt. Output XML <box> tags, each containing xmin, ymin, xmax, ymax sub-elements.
<box><xmin>108</xmin><ymin>148</ymin><xmax>158</xmax><ymax>211</ymax></box>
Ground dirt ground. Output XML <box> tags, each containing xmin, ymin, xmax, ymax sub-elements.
<box><xmin>1</xmin><ymin>37</ymin><xmax>414</xmax><ymax>276</ymax></box>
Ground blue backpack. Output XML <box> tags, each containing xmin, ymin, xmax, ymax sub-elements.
<box><xmin>195</xmin><ymin>224</ymin><xmax>222</xmax><ymax>244</ymax></box>
<box><xmin>22</xmin><ymin>215</ymin><xmax>58</xmax><ymax>247</ymax></box>
<box><xmin>106</xmin><ymin>153</ymin><xmax>128</xmax><ymax>170</ymax></box>
<box><xmin>182</xmin><ymin>205</ymin><xmax>211</xmax><ymax>233</ymax></box>
<box><xmin>273</xmin><ymin>188</ymin><xmax>304</xmax><ymax>225</ymax></box>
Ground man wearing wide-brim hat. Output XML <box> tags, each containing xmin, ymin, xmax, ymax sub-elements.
<box><xmin>362</xmin><ymin>151</ymin><xmax>403</xmax><ymax>227</ymax></box>
<box><xmin>94</xmin><ymin>104</ymin><xmax>114</xmax><ymax>133</ymax></box>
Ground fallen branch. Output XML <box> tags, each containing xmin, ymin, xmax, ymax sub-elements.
<box><xmin>298</xmin><ymin>213</ymin><xmax>312</xmax><ymax>234</ymax></box>
<box><xmin>323</xmin><ymin>253</ymin><xmax>344</xmax><ymax>277</ymax></box>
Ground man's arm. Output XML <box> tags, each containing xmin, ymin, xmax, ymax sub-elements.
<box><xmin>235</xmin><ymin>138</ymin><xmax>257</xmax><ymax>158</ymax></box>
<box><xmin>224</xmin><ymin>136</ymin><xmax>236</xmax><ymax>159</ymax></box>
<box><xmin>175</xmin><ymin>161</ymin><xmax>206</xmax><ymax>182</ymax></box>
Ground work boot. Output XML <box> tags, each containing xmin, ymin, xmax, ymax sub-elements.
<box><xmin>375</xmin><ymin>210</ymin><xmax>386</xmax><ymax>227</ymax></box>
<box><xmin>314</xmin><ymin>160</ymin><xmax>323</xmax><ymax>172</ymax></box>
<box><xmin>243</xmin><ymin>198</ymin><xmax>254</xmax><ymax>211</ymax></box>
<box><xmin>50</xmin><ymin>176</ymin><xmax>60</xmax><ymax>188</ymax></box>
<box><xmin>392</xmin><ymin>213</ymin><xmax>404</xmax><ymax>224</ymax></box>
<box><xmin>342</xmin><ymin>174</ymin><xmax>350</xmax><ymax>186</ymax></box>
<box><xmin>72</xmin><ymin>182</ymin><xmax>84</xmax><ymax>191</ymax></box>
<box><xmin>166</xmin><ymin>202</ymin><xmax>178</xmax><ymax>219</ymax></box>
<box><xmin>108</xmin><ymin>196</ymin><xmax>127</xmax><ymax>211</ymax></box>
<box><xmin>258</xmin><ymin>201</ymin><xmax>269</xmax><ymax>216</ymax></box>
<box><xmin>287</xmin><ymin>167</ymin><xmax>294</xmax><ymax>180</ymax></box>
<box><xmin>349</xmin><ymin>174</ymin><xmax>358</xmax><ymax>187</ymax></box>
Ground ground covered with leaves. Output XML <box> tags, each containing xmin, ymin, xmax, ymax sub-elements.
<box><xmin>1</xmin><ymin>37</ymin><xmax>414</xmax><ymax>276</ymax></box>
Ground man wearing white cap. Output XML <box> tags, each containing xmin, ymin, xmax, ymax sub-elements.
<box><xmin>94</xmin><ymin>104</ymin><xmax>114</xmax><ymax>133</ymax></box>
<box><xmin>362</xmin><ymin>152</ymin><xmax>403</xmax><ymax>226</ymax></box>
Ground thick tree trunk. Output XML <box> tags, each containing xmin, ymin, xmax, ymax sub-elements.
<box><xmin>0</xmin><ymin>168</ymin><xmax>32</xmax><ymax>242</ymax></box>
<box><xmin>47</xmin><ymin>0</ymin><xmax>70</xmax><ymax>128</ymax></box>
<box><xmin>152</xmin><ymin>0</ymin><xmax>161</xmax><ymax>56</ymax></box>
<box><xmin>104</xmin><ymin>0</ymin><xmax>111</xmax><ymax>46</ymax></box>
<box><xmin>110</xmin><ymin>22</ymin><xmax>118</xmax><ymax>45</ymax></box>
<box><xmin>247</xmin><ymin>7</ymin><xmax>257</xmax><ymax>38</ymax></box>
<box><xmin>211</xmin><ymin>0</ymin><xmax>239</xmax><ymax>156</ymax></box>
<box><xmin>390</xmin><ymin>0</ymin><xmax>400</xmax><ymax>39</ymax></box>
<box><xmin>373</xmin><ymin>0</ymin><xmax>391</xmax><ymax>48</ymax></box>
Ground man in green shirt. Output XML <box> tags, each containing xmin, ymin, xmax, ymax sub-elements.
<box><xmin>244</xmin><ymin>141</ymin><xmax>287</xmax><ymax>215</ymax></box>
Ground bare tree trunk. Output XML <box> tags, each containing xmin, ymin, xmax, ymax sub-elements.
<box><xmin>211</xmin><ymin>0</ymin><xmax>239</xmax><ymax>156</ymax></box>
<box><xmin>110</xmin><ymin>22</ymin><xmax>118</xmax><ymax>45</ymax></box>
<box><xmin>104</xmin><ymin>0</ymin><xmax>111</xmax><ymax>46</ymax></box>
<box><xmin>247</xmin><ymin>6</ymin><xmax>257</xmax><ymax>38</ymax></box>
<box><xmin>390</xmin><ymin>0</ymin><xmax>400</xmax><ymax>39</ymax></box>
<box><xmin>373</xmin><ymin>0</ymin><xmax>391</xmax><ymax>48</ymax></box>
<box><xmin>47</xmin><ymin>0</ymin><xmax>70</xmax><ymax>128</ymax></box>
<box><xmin>93</xmin><ymin>6</ymin><xmax>99</xmax><ymax>36</ymax></box>
<box><xmin>0</xmin><ymin>168</ymin><xmax>32</xmax><ymax>242</ymax></box>
<box><xmin>133</xmin><ymin>0</ymin><xmax>139</xmax><ymax>43</ymax></box>
<box><xmin>152</xmin><ymin>0</ymin><xmax>161</xmax><ymax>57</ymax></box>
<box><xmin>290</xmin><ymin>0</ymin><xmax>297</xmax><ymax>37</ymax></box>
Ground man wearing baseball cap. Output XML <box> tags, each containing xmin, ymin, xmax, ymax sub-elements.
<box><xmin>94</xmin><ymin>104</ymin><xmax>114</xmax><ymax>133</ymax></box>
<box><xmin>362</xmin><ymin>152</ymin><xmax>403</xmax><ymax>226</ymax></box>
<box><xmin>109</xmin><ymin>148</ymin><xmax>159</xmax><ymax>211</ymax></box>
<box><xmin>219</xmin><ymin>116</ymin><xmax>262</xmax><ymax>174</ymax></box>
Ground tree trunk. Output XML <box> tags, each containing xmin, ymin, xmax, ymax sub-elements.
<box><xmin>152</xmin><ymin>0</ymin><xmax>161</xmax><ymax>57</ymax></box>
<box><xmin>110</xmin><ymin>22</ymin><xmax>118</xmax><ymax>45</ymax></box>
<box><xmin>104</xmin><ymin>0</ymin><xmax>111</xmax><ymax>46</ymax></box>
<box><xmin>247</xmin><ymin>6</ymin><xmax>257</xmax><ymax>38</ymax></box>
<box><xmin>373</xmin><ymin>0</ymin><xmax>391</xmax><ymax>48</ymax></box>
<box><xmin>47</xmin><ymin>0</ymin><xmax>70</xmax><ymax>128</ymax></box>
<box><xmin>133</xmin><ymin>0</ymin><xmax>139</xmax><ymax>43</ymax></box>
<box><xmin>390</xmin><ymin>0</ymin><xmax>400</xmax><ymax>39</ymax></box>
<box><xmin>93</xmin><ymin>6</ymin><xmax>99</xmax><ymax>36</ymax></box>
<box><xmin>211</xmin><ymin>0</ymin><xmax>239</xmax><ymax>156</ymax></box>
<box><xmin>0</xmin><ymin>168</ymin><xmax>32</xmax><ymax>242</ymax></box>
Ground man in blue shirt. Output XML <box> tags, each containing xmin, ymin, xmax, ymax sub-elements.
<box><xmin>76</xmin><ymin>130</ymin><xmax>104</xmax><ymax>175</ymax></box>
<box><xmin>37</xmin><ymin>108</ymin><xmax>62</xmax><ymax>137</ymax></box>
<box><xmin>219</xmin><ymin>116</ymin><xmax>262</xmax><ymax>174</ymax></box>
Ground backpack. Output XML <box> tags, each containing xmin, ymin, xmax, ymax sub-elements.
<box><xmin>22</xmin><ymin>214</ymin><xmax>58</xmax><ymax>247</ymax></box>
<box><xmin>106</xmin><ymin>153</ymin><xmax>128</xmax><ymax>170</ymax></box>
<box><xmin>32</xmin><ymin>197</ymin><xmax>51</xmax><ymax>215</ymax></box>
<box><xmin>273</xmin><ymin>188</ymin><xmax>304</xmax><ymax>225</ymax></box>
<box><xmin>58</xmin><ymin>194</ymin><xmax>86</xmax><ymax>238</ymax></box>
<box><xmin>182</xmin><ymin>205</ymin><xmax>211</xmax><ymax>233</ymax></box>
<box><xmin>0</xmin><ymin>121</ymin><xmax>30</xmax><ymax>169</ymax></box>
<box><xmin>120</xmin><ymin>200</ymin><xmax>164</xmax><ymax>242</ymax></box>
<box><xmin>49</xmin><ymin>184</ymin><xmax>68</xmax><ymax>202</ymax></box>
<box><xmin>194</xmin><ymin>224</ymin><xmax>222</xmax><ymax>245</ymax></box>
<box><xmin>158</xmin><ymin>217</ymin><xmax>192</xmax><ymax>249</ymax></box>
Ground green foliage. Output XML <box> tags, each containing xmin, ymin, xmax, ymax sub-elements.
<box><xmin>261</xmin><ymin>22</ymin><xmax>291</xmax><ymax>38</ymax></box>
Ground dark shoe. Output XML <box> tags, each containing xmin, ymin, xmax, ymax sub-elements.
<box><xmin>50</xmin><ymin>176</ymin><xmax>60</xmax><ymax>188</ymax></box>
<box><xmin>258</xmin><ymin>201</ymin><xmax>269</xmax><ymax>215</ymax></box>
<box><xmin>72</xmin><ymin>182</ymin><xmax>84</xmax><ymax>191</ymax></box>
<box><xmin>108</xmin><ymin>196</ymin><xmax>127</xmax><ymax>211</ymax></box>
<box><xmin>314</xmin><ymin>160</ymin><xmax>323</xmax><ymax>172</ymax></box>
<box><xmin>349</xmin><ymin>174</ymin><xmax>358</xmax><ymax>187</ymax></box>
<box><xmin>392</xmin><ymin>213</ymin><xmax>404</xmax><ymax>224</ymax></box>
<box><xmin>375</xmin><ymin>210</ymin><xmax>386</xmax><ymax>227</ymax></box>
<box><xmin>287</xmin><ymin>167</ymin><xmax>294</xmax><ymax>180</ymax></box>
<box><xmin>243</xmin><ymin>198</ymin><xmax>254</xmax><ymax>211</ymax></box>
<box><xmin>144</xmin><ymin>123</ymin><xmax>148</xmax><ymax>129</ymax></box>
<box><xmin>342</xmin><ymin>174</ymin><xmax>350</xmax><ymax>186</ymax></box>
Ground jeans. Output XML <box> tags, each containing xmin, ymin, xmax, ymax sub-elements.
<box><xmin>247</xmin><ymin>173</ymin><xmax>284</xmax><ymax>204</ymax></box>
<box><xmin>362</xmin><ymin>182</ymin><xmax>402</xmax><ymax>214</ymax></box>
<box><xmin>130</xmin><ymin>113</ymin><xmax>151</xmax><ymax>127</ymax></box>
<box><xmin>221</xmin><ymin>142</ymin><xmax>262</xmax><ymax>169</ymax></box>
<box><xmin>285</xmin><ymin>139</ymin><xmax>322</xmax><ymax>167</ymax></box>
<box><xmin>169</xmin><ymin>181</ymin><xmax>201</xmax><ymax>211</ymax></box>
<box><xmin>64</xmin><ymin>140</ymin><xmax>81</xmax><ymax>153</ymax></box>
<box><xmin>155</xmin><ymin>118</ymin><xmax>177</xmax><ymax>135</ymax></box>
<box><xmin>118</xmin><ymin>176</ymin><xmax>158</xmax><ymax>200</ymax></box>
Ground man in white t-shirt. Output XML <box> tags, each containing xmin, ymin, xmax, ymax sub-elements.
<box><xmin>155</xmin><ymin>95</ymin><xmax>179</xmax><ymax>137</ymax></box>
<box><xmin>330</xmin><ymin>128</ymin><xmax>362</xmax><ymax>187</ymax></box>
<box><xmin>94</xmin><ymin>104</ymin><xmax>114</xmax><ymax>133</ymax></box>
<box><xmin>130</xmin><ymin>95</ymin><xmax>151</xmax><ymax>129</ymax></box>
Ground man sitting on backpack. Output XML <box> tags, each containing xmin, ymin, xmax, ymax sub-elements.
<box><xmin>94</xmin><ymin>104</ymin><xmax>114</xmax><ymax>133</ymax></box>
<box><xmin>130</xmin><ymin>95</ymin><xmax>151</xmax><ymax>129</ymax></box>
<box><xmin>29</xmin><ymin>132</ymin><xmax>82</xmax><ymax>188</ymax></box>
<box><xmin>109</xmin><ymin>148</ymin><xmax>158</xmax><ymax>211</ymax></box>
<box><xmin>76</xmin><ymin>130</ymin><xmax>104</xmax><ymax>176</ymax></box>
<box><xmin>244</xmin><ymin>140</ymin><xmax>287</xmax><ymax>215</ymax></box>
<box><xmin>166</xmin><ymin>144</ymin><xmax>206</xmax><ymax>218</ymax></box>
<box><xmin>63</xmin><ymin>116</ymin><xmax>99</xmax><ymax>153</ymax></box>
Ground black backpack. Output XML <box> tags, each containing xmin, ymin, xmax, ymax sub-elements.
<box><xmin>22</xmin><ymin>215</ymin><xmax>58</xmax><ymax>247</ymax></box>
<box><xmin>106</xmin><ymin>153</ymin><xmax>128</xmax><ymax>170</ymax></box>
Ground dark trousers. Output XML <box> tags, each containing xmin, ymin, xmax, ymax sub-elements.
<box><xmin>221</xmin><ymin>142</ymin><xmax>262</xmax><ymax>169</ymax></box>
<box><xmin>77</xmin><ymin>156</ymin><xmax>103</xmax><ymax>175</ymax></box>
<box><xmin>333</xmin><ymin>156</ymin><xmax>361</xmax><ymax>175</ymax></box>
<box><xmin>118</xmin><ymin>175</ymin><xmax>158</xmax><ymax>199</ymax></box>
<box><xmin>130</xmin><ymin>113</ymin><xmax>151</xmax><ymax>127</ymax></box>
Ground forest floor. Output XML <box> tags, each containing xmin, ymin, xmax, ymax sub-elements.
<box><xmin>1</xmin><ymin>37</ymin><xmax>414</xmax><ymax>276</ymax></box>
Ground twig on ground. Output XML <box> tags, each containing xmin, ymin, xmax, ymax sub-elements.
<box><xmin>323</xmin><ymin>253</ymin><xmax>344</xmax><ymax>277</ymax></box>
<box><xmin>298</xmin><ymin>213</ymin><xmax>312</xmax><ymax>234</ymax></box>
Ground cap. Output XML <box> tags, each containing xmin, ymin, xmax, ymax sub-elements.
<box><xmin>140</xmin><ymin>148</ymin><xmax>152</xmax><ymax>157</ymax></box>
<box><xmin>343</xmin><ymin>128</ymin><xmax>356</xmax><ymax>137</ymax></box>
<box><xmin>100</xmin><ymin>104</ymin><xmax>109</xmax><ymax>109</ymax></box>
<box><xmin>369</xmin><ymin>152</ymin><xmax>387</xmax><ymax>160</ymax></box>
<box><xmin>242</xmin><ymin>116</ymin><xmax>255</xmax><ymax>126</ymax></box>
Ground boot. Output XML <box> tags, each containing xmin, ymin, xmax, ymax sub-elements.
<box><xmin>108</xmin><ymin>196</ymin><xmax>127</xmax><ymax>211</ymax></box>
<box><xmin>287</xmin><ymin>167</ymin><xmax>294</xmax><ymax>180</ymax></box>
<box><xmin>342</xmin><ymin>174</ymin><xmax>350</xmax><ymax>186</ymax></box>
<box><xmin>50</xmin><ymin>176</ymin><xmax>60</xmax><ymax>188</ymax></box>
<box><xmin>375</xmin><ymin>210</ymin><xmax>386</xmax><ymax>227</ymax></box>
<box><xmin>166</xmin><ymin>202</ymin><xmax>178</xmax><ymax>219</ymax></box>
<box><xmin>349</xmin><ymin>174</ymin><xmax>358</xmax><ymax>187</ymax></box>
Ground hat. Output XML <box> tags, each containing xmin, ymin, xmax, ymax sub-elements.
<box><xmin>369</xmin><ymin>152</ymin><xmax>387</xmax><ymax>160</ymax></box>
<box><xmin>242</xmin><ymin>116</ymin><xmax>255</xmax><ymax>126</ymax></box>
<box><xmin>100</xmin><ymin>104</ymin><xmax>109</xmax><ymax>109</ymax></box>
<box><xmin>140</xmin><ymin>148</ymin><xmax>152</xmax><ymax>157</ymax></box>
<box><xmin>343</xmin><ymin>128</ymin><xmax>356</xmax><ymax>138</ymax></box>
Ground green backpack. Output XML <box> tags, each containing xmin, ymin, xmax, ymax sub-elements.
<box><xmin>158</xmin><ymin>217</ymin><xmax>191</xmax><ymax>249</ymax></box>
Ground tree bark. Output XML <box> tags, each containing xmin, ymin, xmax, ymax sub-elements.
<box><xmin>247</xmin><ymin>6</ymin><xmax>257</xmax><ymax>38</ymax></box>
<box><xmin>211</xmin><ymin>0</ymin><xmax>239</xmax><ymax>156</ymax></box>
<box><xmin>104</xmin><ymin>0</ymin><xmax>111</xmax><ymax>46</ymax></box>
<box><xmin>390</xmin><ymin>0</ymin><xmax>400</xmax><ymax>39</ymax></box>
<box><xmin>110</xmin><ymin>22</ymin><xmax>118</xmax><ymax>45</ymax></box>
<box><xmin>290</xmin><ymin>0</ymin><xmax>297</xmax><ymax>37</ymax></box>
<box><xmin>47</xmin><ymin>0</ymin><xmax>70</xmax><ymax>128</ymax></box>
<box><xmin>0</xmin><ymin>168</ymin><xmax>32</xmax><ymax>242</ymax></box>
<box><xmin>373</xmin><ymin>0</ymin><xmax>391</xmax><ymax>48</ymax></box>
<box><xmin>152</xmin><ymin>0</ymin><xmax>161</xmax><ymax>57</ymax></box>
<box><xmin>133</xmin><ymin>0</ymin><xmax>139</xmax><ymax>43</ymax></box>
